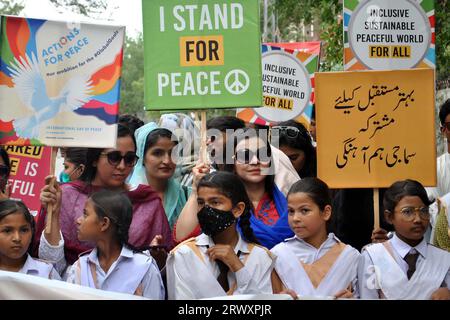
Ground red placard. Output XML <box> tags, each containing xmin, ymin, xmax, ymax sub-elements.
<box><xmin>4</xmin><ymin>146</ymin><xmax>52</xmax><ymax>218</ymax></box>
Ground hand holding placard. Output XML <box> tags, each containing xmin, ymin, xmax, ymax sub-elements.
<box><xmin>41</xmin><ymin>175</ymin><xmax>62</xmax><ymax>245</ymax></box>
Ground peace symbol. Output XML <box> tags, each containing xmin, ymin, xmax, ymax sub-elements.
<box><xmin>225</xmin><ymin>69</ymin><xmax>250</xmax><ymax>95</ymax></box>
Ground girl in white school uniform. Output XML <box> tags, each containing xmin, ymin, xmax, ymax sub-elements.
<box><xmin>166</xmin><ymin>171</ymin><xmax>277</xmax><ymax>300</ymax></box>
<box><xmin>271</xmin><ymin>178</ymin><xmax>360</xmax><ymax>299</ymax></box>
<box><xmin>39</xmin><ymin>187</ymin><xmax>164</xmax><ymax>299</ymax></box>
<box><xmin>0</xmin><ymin>199</ymin><xmax>60</xmax><ymax>280</ymax></box>
<box><xmin>358</xmin><ymin>179</ymin><xmax>450</xmax><ymax>300</ymax></box>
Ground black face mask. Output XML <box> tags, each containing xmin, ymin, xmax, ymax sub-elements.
<box><xmin>197</xmin><ymin>206</ymin><xmax>236</xmax><ymax>237</ymax></box>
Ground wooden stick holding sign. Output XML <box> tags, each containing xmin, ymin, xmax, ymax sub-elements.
<box><xmin>200</xmin><ymin>111</ymin><xmax>208</xmax><ymax>164</ymax></box>
<box><xmin>373</xmin><ymin>188</ymin><xmax>380</xmax><ymax>230</ymax></box>
<box><xmin>45</xmin><ymin>147</ymin><xmax>58</xmax><ymax>235</ymax></box>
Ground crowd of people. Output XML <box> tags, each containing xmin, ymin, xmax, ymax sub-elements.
<box><xmin>0</xmin><ymin>102</ymin><xmax>449</xmax><ymax>300</ymax></box>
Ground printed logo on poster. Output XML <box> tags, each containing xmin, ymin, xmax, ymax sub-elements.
<box><xmin>0</xmin><ymin>16</ymin><xmax>125</xmax><ymax>148</ymax></box>
<box><xmin>237</xmin><ymin>42</ymin><xmax>320</xmax><ymax>127</ymax></box>
<box><xmin>344</xmin><ymin>0</ymin><xmax>435</xmax><ymax>70</ymax></box>
<box><xmin>143</xmin><ymin>0</ymin><xmax>263</xmax><ymax>110</ymax></box>
<box><xmin>255</xmin><ymin>46</ymin><xmax>313</xmax><ymax>123</ymax></box>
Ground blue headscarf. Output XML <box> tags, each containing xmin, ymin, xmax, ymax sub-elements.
<box><xmin>238</xmin><ymin>185</ymin><xmax>293</xmax><ymax>249</ymax></box>
<box><xmin>129</xmin><ymin>122</ymin><xmax>189</xmax><ymax>228</ymax></box>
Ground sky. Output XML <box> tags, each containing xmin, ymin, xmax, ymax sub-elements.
<box><xmin>21</xmin><ymin>0</ymin><xmax>143</xmax><ymax>37</ymax></box>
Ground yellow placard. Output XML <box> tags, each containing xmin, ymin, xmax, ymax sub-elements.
<box><xmin>369</xmin><ymin>46</ymin><xmax>411</xmax><ymax>59</ymax></box>
<box><xmin>179</xmin><ymin>35</ymin><xmax>225</xmax><ymax>67</ymax></box>
<box><xmin>3</xmin><ymin>146</ymin><xmax>44</xmax><ymax>159</ymax></box>
<box><xmin>315</xmin><ymin>68</ymin><xmax>436</xmax><ymax>188</ymax></box>
<box><xmin>9</xmin><ymin>157</ymin><xmax>20</xmax><ymax>176</ymax></box>
<box><xmin>263</xmin><ymin>95</ymin><xmax>294</xmax><ymax>110</ymax></box>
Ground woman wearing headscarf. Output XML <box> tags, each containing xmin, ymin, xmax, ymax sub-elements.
<box><xmin>129</xmin><ymin>122</ymin><xmax>190</xmax><ymax>228</ymax></box>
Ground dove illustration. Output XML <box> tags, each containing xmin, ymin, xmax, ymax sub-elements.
<box><xmin>7</xmin><ymin>53</ymin><xmax>92</xmax><ymax>139</ymax></box>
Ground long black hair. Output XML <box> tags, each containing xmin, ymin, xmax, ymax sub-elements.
<box><xmin>88</xmin><ymin>190</ymin><xmax>138</xmax><ymax>250</ymax></box>
<box><xmin>80</xmin><ymin>124</ymin><xmax>136</xmax><ymax>183</ymax></box>
<box><xmin>227</xmin><ymin>127</ymin><xmax>276</xmax><ymax>200</ymax></box>
<box><xmin>0</xmin><ymin>199</ymin><xmax>35</xmax><ymax>254</ymax></box>
<box><xmin>0</xmin><ymin>147</ymin><xmax>11</xmax><ymax>192</ymax></box>
<box><xmin>197</xmin><ymin>171</ymin><xmax>259</xmax><ymax>244</ymax></box>
<box><xmin>383</xmin><ymin>179</ymin><xmax>433</xmax><ymax>213</ymax></box>
<box><xmin>0</xmin><ymin>147</ymin><xmax>10</xmax><ymax>172</ymax></box>
<box><xmin>277</xmin><ymin>120</ymin><xmax>317</xmax><ymax>178</ymax></box>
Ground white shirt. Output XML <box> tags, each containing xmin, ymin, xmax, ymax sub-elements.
<box><xmin>39</xmin><ymin>232</ymin><xmax>164</xmax><ymax>299</ymax></box>
<box><xmin>38</xmin><ymin>231</ymin><xmax>68</xmax><ymax>278</ymax></box>
<box><xmin>18</xmin><ymin>254</ymin><xmax>61</xmax><ymax>280</ymax></box>
<box><xmin>67</xmin><ymin>247</ymin><xmax>165</xmax><ymax>300</ymax></box>
<box><xmin>388</xmin><ymin>234</ymin><xmax>428</xmax><ymax>275</ymax></box>
<box><xmin>275</xmin><ymin>233</ymin><xmax>341</xmax><ymax>264</ymax></box>
<box><xmin>426</xmin><ymin>152</ymin><xmax>450</xmax><ymax>200</ymax></box>
<box><xmin>358</xmin><ymin>234</ymin><xmax>450</xmax><ymax>299</ymax></box>
<box><xmin>167</xmin><ymin>233</ymin><xmax>275</xmax><ymax>299</ymax></box>
<box><xmin>271</xmin><ymin>233</ymin><xmax>360</xmax><ymax>297</ymax></box>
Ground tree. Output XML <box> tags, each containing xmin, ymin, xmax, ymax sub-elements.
<box><xmin>275</xmin><ymin>0</ymin><xmax>344</xmax><ymax>71</ymax></box>
<box><xmin>49</xmin><ymin>0</ymin><xmax>111</xmax><ymax>18</ymax></box>
<box><xmin>436</xmin><ymin>0</ymin><xmax>450</xmax><ymax>81</ymax></box>
<box><xmin>275</xmin><ymin>0</ymin><xmax>450</xmax><ymax>77</ymax></box>
<box><xmin>120</xmin><ymin>34</ymin><xmax>145</xmax><ymax>118</ymax></box>
<box><xmin>0</xmin><ymin>0</ymin><xmax>24</xmax><ymax>15</ymax></box>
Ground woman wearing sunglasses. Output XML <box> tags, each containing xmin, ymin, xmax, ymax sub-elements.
<box><xmin>273</xmin><ymin>120</ymin><xmax>317</xmax><ymax>179</ymax></box>
<box><xmin>34</xmin><ymin>124</ymin><xmax>173</xmax><ymax>277</ymax></box>
<box><xmin>0</xmin><ymin>147</ymin><xmax>11</xmax><ymax>200</ymax></box>
<box><xmin>175</xmin><ymin>128</ymin><xmax>293</xmax><ymax>249</ymax></box>
<box><xmin>229</xmin><ymin>129</ymin><xmax>294</xmax><ymax>249</ymax></box>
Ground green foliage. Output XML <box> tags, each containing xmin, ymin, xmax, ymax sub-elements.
<box><xmin>120</xmin><ymin>34</ymin><xmax>145</xmax><ymax>118</ymax></box>
<box><xmin>49</xmin><ymin>0</ymin><xmax>108</xmax><ymax>17</ymax></box>
<box><xmin>275</xmin><ymin>0</ymin><xmax>343</xmax><ymax>71</ymax></box>
<box><xmin>436</xmin><ymin>0</ymin><xmax>450</xmax><ymax>81</ymax></box>
<box><xmin>0</xmin><ymin>0</ymin><xmax>24</xmax><ymax>15</ymax></box>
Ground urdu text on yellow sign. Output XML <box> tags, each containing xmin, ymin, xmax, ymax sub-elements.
<box><xmin>315</xmin><ymin>68</ymin><xmax>436</xmax><ymax>188</ymax></box>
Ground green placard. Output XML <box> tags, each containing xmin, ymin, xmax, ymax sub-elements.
<box><xmin>143</xmin><ymin>0</ymin><xmax>263</xmax><ymax>111</ymax></box>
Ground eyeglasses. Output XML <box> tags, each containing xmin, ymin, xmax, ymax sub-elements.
<box><xmin>0</xmin><ymin>165</ymin><xmax>9</xmax><ymax>177</ymax></box>
<box><xmin>100</xmin><ymin>151</ymin><xmax>139</xmax><ymax>167</ymax></box>
<box><xmin>443</xmin><ymin>122</ymin><xmax>450</xmax><ymax>131</ymax></box>
<box><xmin>272</xmin><ymin>126</ymin><xmax>311</xmax><ymax>140</ymax></box>
<box><xmin>234</xmin><ymin>147</ymin><xmax>271</xmax><ymax>164</ymax></box>
<box><xmin>395</xmin><ymin>206</ymin><xmax>430</xmax><ymax>221</ymax></box>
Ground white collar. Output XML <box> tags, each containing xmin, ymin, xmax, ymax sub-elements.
<box><xmin>87</xmin><ymin>246</ymin><xmax>134</xmax><ymax>266</ymax></box>
<box><xmin>19</xmin><ymin>254</ymin><xmax>41</xmax><ymax>273</ymax></box>
<box><xmin>288</xmin><ymin>232</ymin><xmax>340</xmax><ymax>248</ymax></box>
<box><xmin>390</xmin><ymin>234</ymin><xmax>428</xmax><ymax>259</ymax></box>
<box><xmin>196</xmin><ymin>232</ymin><xmax>251</xmax><ymax>254</ymax></box>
